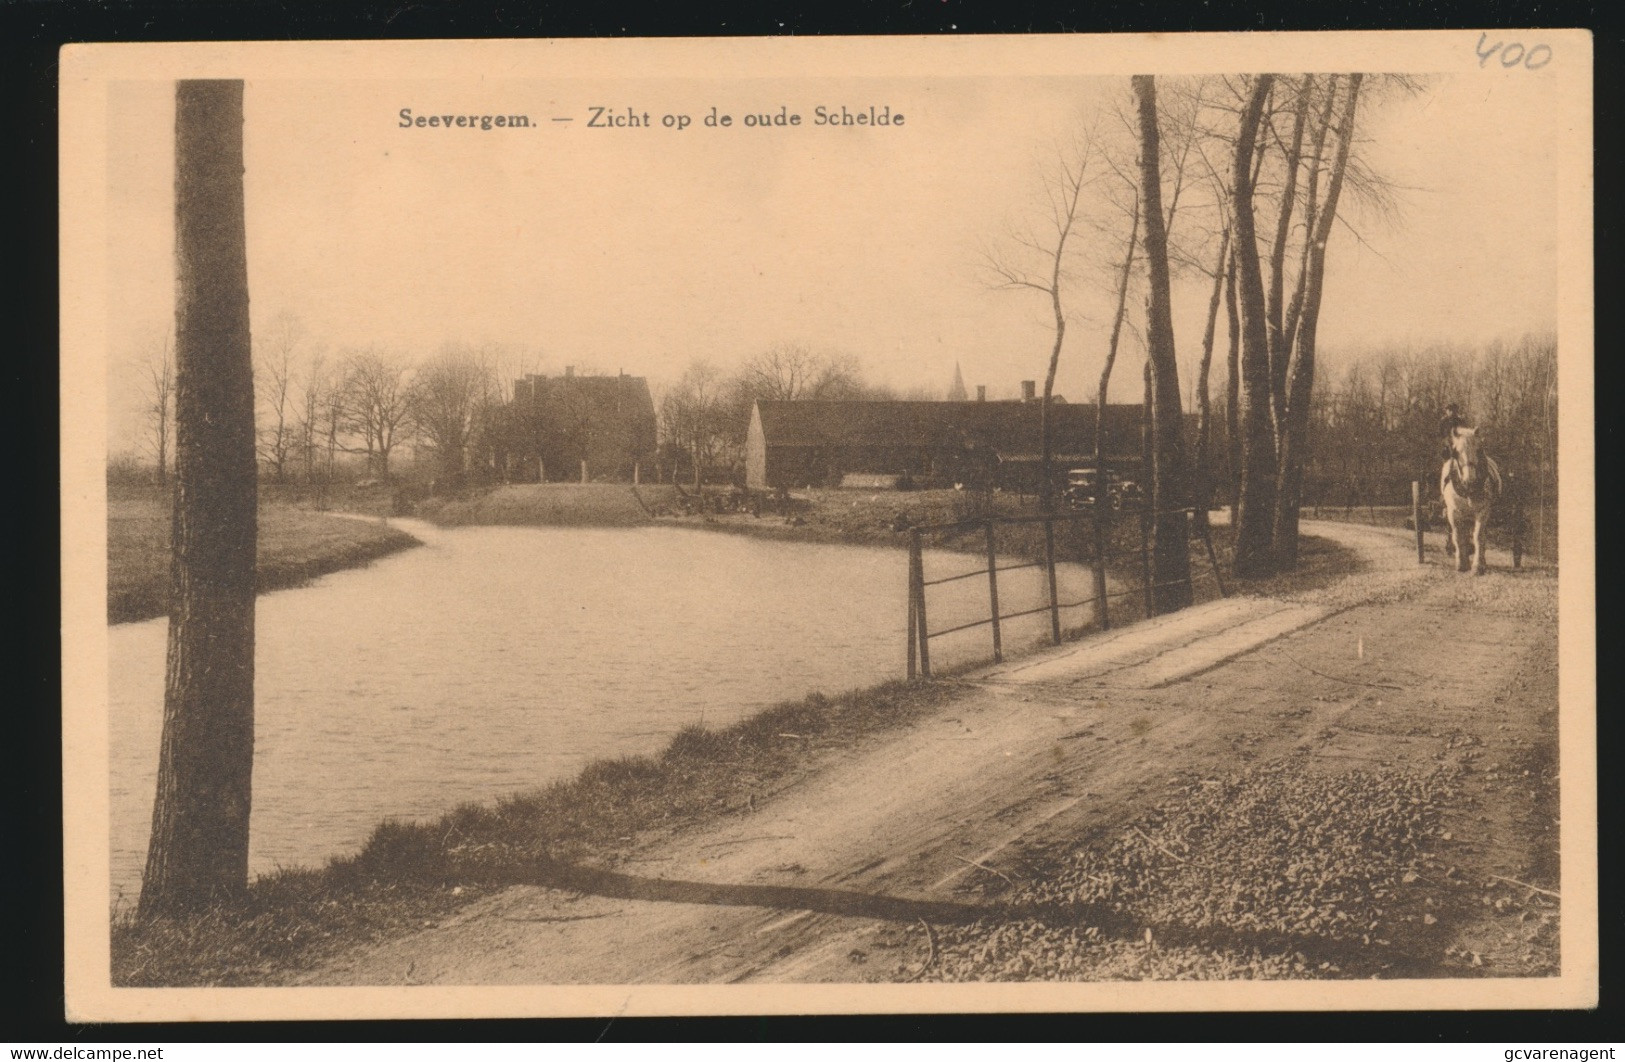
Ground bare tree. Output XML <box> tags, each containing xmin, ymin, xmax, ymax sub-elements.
<box><xmin>141</xmin><ymin>79</ymin><xmax>257</xmax><ymax>916</ymax></box>
<box><xmin>409</xmin><ymin>347</ymin><xmax>494</xmax><ymax>488</ymax></box>
<box><xmin>1223</xmin><ymin>240</ymin><xmax>1242</xmax><ymax>520</ymax></box>
<box><xmin>1095</xmin><ymin>191</ymin><xmax>1140</xmax><ymax>468</ymax></box>
<box><xmin>1265</xmin><ymin>76</ymin><xmax>1314</xmax><ymax>439</ymax></box>
<box><xmin>141</xmin><ymin>336</ymin><xmax>175</xmax><ymax>489</ymax></box>
<box><xmin>738</xmin><ymin>343</ymin><xmax>863</xmax><ymax>402</ymax></box>
<box><xmin>1273</xmin><ymin>74</ymin><xmax>1364</xmax><ymax>567</ymax></box>
<box><xmin>984</xmin><ymin>141</ymin><xmax>1093</xmax><ymax>511</ymax></box>
<box><xmin>723</xmin><ymin>344</ymin><xmax>868</xmax><ymax>452</ymax></box>
<box><xmin>660</xmin><ymin>360</ymin><xmax>729</xmax><ymax>488</ymax></box>
<box><xmin>337</xmin><ymin>350</ymin><xmax>414</xmax><ymax>479</ymax></box>
<box><xmin>318</xmin><ymin>364</ymin><xmax>346</xmax><ymax>501</ymax></box>
<box><xmin>293</xmin><ymin>350</ymin><xmax>328</xmax><ymax>487</ymax></box>
<box><xmin>1229</xmin><ymin>74</ymin><xmax>1279</xmax><ymax>578</ymax></box>
<box><xmin>1133</xmin><ymin>74</ymin><xmax>1193</xmax><ymax>612</ymax></box>
<box><xmin>255</xmin><ymin>311</ymin><xmax>302</xmax><ymax>483</ymax></box>
<box><xmin>1192</xmin><ymin>224</ymin><xmax>1231</xmax><ymax>514</ymax></box>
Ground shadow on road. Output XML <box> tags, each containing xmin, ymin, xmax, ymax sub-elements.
<box><xmin>465</xmin><ymin>857</ymin><xmax>1444</xmax><ymax>979</ymax></box>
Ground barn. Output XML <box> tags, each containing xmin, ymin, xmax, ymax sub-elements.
<box><xmin>744</xmin><ymin>398</ymin><xmax>1146</xmax><ymax>491</ymax></box>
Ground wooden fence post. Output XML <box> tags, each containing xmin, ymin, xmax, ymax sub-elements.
<box><xmin>1200</xmin><ymin>516</ymin><xmax>1228</xmax><ymax>597</ymax></box>
<box><xmin>906</xmin><ymin>532</ymin><xmax>919</xmax><ymax>680</ymax></box>
<box><xmin>1092</xmin><ymin>505</ymin><xmax>1110</xmax><ymax>632</ymax></box>
<box><xmin>1509</xmin><ymin>471</ymin><xmax>1525</xmax><ymax>569</ymax></box>
<box><xmin>1044</xmin><ymin>518</ymin><xmax>1061</xmax><ymax>645</ymax></box>
<box><xmin>1139</xmin><ymin>509</ymin><xmax>1154</xmax><ymax>616</ymax></box>
<box><xmin>984</xmin><ymin>519</ymin><xmax>1003</xmax><ymax>664</ymax></box>
<box><xmin>1412</xmin><ymin>480</ymin><xmax>1425</xmax><ymax>564</ymax></box>
<box><xmin>911</xmin><ymin>528</ymin><xmax>931</xmax><ymax>678</ymax></box>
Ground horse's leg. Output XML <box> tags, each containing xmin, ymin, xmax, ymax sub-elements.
<box><xmin>1451</xmin><ymin>510</ymin><xmax>1470</xmax><ymax>572</ymax></box>
<box><xmin>1473</xmin><ymin>513</ymin><xmax>1489</xmax><ymax>575</ymax></box>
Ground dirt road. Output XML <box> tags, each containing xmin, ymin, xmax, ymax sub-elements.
<box><xmin>300</xmin><ymin>520</ymin><xmax>1560</xmax><ymax>985</ymax></box>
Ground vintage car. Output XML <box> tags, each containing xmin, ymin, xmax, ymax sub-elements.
<box><xmin>1064</xmin><ymin>468</ymin><xmax>1144</xmax><ymax>510</ymax></box>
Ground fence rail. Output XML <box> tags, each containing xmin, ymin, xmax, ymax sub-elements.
<box><xmin>905</xmin><ymin>506</ymin><xmax>1226</xmax><ymax>680</ymax></box>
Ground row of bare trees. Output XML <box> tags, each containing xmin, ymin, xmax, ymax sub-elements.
<box><xmin>987</xmin><ymin>73</ymin><xmax>1405</xmax><ymax>597</ymax></box>
<box><xmin>136</xmin><ymin>329</ymin><xmax>905</xmax><ymax>493</ymax></box>
<box><xmin>1303</xmin><ymin>333</ymin><xmax>1559</xmax><ymax>512</ymax></box>
<box><xmin>139</xmin><ymin>329</ymin><xmax>504</xmax><ymax>490</ymax></box>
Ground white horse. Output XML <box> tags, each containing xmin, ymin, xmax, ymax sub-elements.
<box><xmin>1440</xmin><ymin>426</ymin><xmax>1503</xmax><ymax>575</ymax></box>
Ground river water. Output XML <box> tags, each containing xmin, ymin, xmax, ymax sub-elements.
<box><xmin>109</xmin><ymin>520</ymin><xmax>1098</xmax><ymax>902</ymax></box>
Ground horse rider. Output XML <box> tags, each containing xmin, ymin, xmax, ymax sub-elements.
<box><xmin>1438</xmin><ymin>402</ymin><xmax>1468</xmax><ymax>461</ymax></box>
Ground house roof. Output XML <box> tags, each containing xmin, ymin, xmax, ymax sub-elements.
<box><xmin>752</xmin><ymin>400</ymin><xmax>1145</xmax><ymax>459</ymax></box>
<box><xmin>512</xmin><ymin>373</ymin><xmax>655</xmax><ymax>416</ymax></box>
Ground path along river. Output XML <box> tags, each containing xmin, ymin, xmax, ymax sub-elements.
<box><xmin>108</xmin><ymin>519</ymin><xmax>1100</xmax><ymax>903</ymax></box>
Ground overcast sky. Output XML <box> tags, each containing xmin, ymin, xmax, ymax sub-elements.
<box><xmin>104</xmin><ymin>70</ymin><xmax>1558</xmax><ymax>450</ymax></box>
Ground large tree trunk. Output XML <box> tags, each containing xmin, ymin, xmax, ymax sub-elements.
<box><xmin>1275</xmin><ymin>74</ymin><xmax>1362</xmax><ymax>568</ymax></box>
<box><xmin>1132</xmin><ymin>75</ymin><xmax>1191</xmax><ymax>612</ymax></box>
<box><xmin>140</xmin><ymin>80</ymin><xmax>258</xmax><ymax>917</ymax></box>
<box><xmin>1193</xmin><ymin>226</ymin><xmax>1231</xmax><ymax>517</ymax></box>
<box><xmin>1230</xmin><ymin>73</ymin><xmax>1278</xmax><ymax>578</ymax></box>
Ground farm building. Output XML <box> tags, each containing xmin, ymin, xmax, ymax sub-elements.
<box><xmin>744</xmin><ymin>396</ymin><xmax>1146</xmax><ymax>491</ymax></box>
<box><xmin>498</xmin><ymin>368</ymin><xmax>658</xmax><ymax>482</ymax></box>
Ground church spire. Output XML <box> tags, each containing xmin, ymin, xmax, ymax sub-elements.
<box><xmin>947</xmin><ymin>361</ymin><xmax>968</xmax><ymax>402</ymax></box>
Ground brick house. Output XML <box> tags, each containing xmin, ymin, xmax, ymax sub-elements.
<box><xmin>499</xmin><ymin>368</ymin><xmax>658</xmax><ymax>482</ymax></box>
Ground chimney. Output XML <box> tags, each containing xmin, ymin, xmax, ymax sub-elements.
<box><xmin>1021</xmin><ymin>380</ymin><xmax>1036</xmax><ymax>402</ymax></box>
<box><xmin>565</xmin><ymin>365</ymin><xmax>575</xmax><ymax>379</ymax></box>
<box><xmin>976</xmin><ymin>385</ymin><xmax>986</xmax><ymax>402</ymax></box>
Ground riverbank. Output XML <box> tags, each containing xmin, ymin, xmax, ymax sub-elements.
<box><xmin>107</xmin><ymin>492</ymin><xmax>421</xmax><ymax>624</ymax></box>
<box><xmin>420</xmin><ymin>482</ymin><xmax>671</xmax><ymax>527</ymax></box>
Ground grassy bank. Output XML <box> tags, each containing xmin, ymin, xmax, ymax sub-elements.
<box><xmin>425</xmin><ymin>482</ymin><xmax>1189</xmax><ymax>567</ymax></box>
<box><xmin>108</xmin><ymin>493</ymin><xmax>422</xmax><ymax>624</ymax></box>
<box><xmin>419</xmin><ymin>482</ymin><xmax>675</xmax><ymax>527</ymax></box>
<box><xmin>110</xmin><ymin>679</ymin><xmax>967</xmax><ymax>986</ymax></box>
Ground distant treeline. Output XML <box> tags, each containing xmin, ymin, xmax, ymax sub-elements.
<box><xmin>1291</xmin><ymin>331</ymin><xmax>1557</xmax><ymax>509</ymax></box>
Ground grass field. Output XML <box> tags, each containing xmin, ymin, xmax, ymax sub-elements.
<box><xmin>107</xmin><ymin>492</ymin><xmax>421</xmax><ymax>624</ymax></box>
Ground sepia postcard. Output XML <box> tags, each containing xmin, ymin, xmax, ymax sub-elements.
<box><xmin>61</xmin><ymin>31</ymin><xmax>1596</xmax><ymax>1021</ymax></box>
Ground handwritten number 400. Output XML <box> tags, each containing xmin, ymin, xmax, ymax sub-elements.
<box><xmin>1477</xmin><ymin>32</ymin><xmax>1553</xmax><ymax>69</ymax></box>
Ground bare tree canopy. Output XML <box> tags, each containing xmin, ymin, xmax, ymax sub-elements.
<box><xmin>409</xmin><ymin>347</ymin><xmax>497</xmax><ymax>485</ymax></box>
<box><xmin>983</xmin><ymin>139</ymin><xmax>1094</xmax><ymax>511</ymax></box>
<box><xmin>336</xmin><ymin>349</ymin><xmax>414</xmax><ymax>479</ymax></box>
<box><xmin>736</xmin><ymin>343</ymin><xmax>864</xmax><ymax>403</ymax></box>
